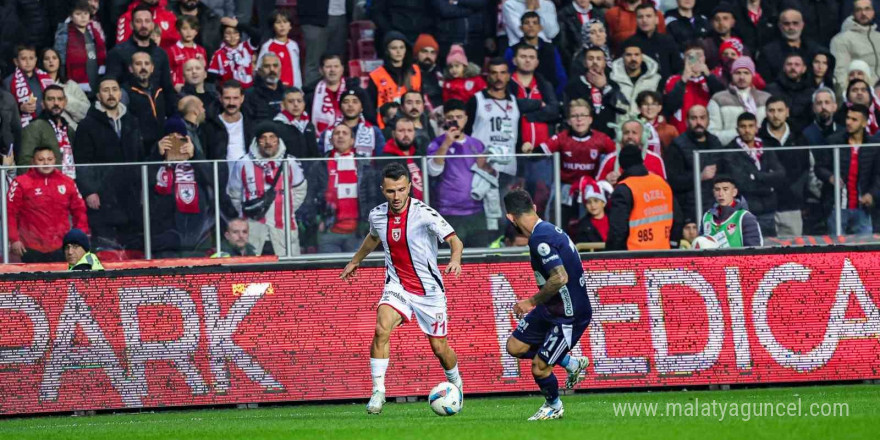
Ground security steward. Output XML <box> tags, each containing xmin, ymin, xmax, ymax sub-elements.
<box><xmin>606</xmin><ymin>144</ymin><xmax>677</xmax><ymax>250</ymax></box>
<box><xmin>63</xmin><ymin>229</ymin><xmax>104</xmax><ymax>271</ymax></box>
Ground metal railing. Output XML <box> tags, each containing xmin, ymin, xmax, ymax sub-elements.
<box><xmin>692</xmin><ymin>143</ymin><xmax>880</xmax><ymax>237</ymax></box>
<box><xmin>0</xmin><ymin>153</ymin><xmax>564</xmax><ymax>263</ymax></box>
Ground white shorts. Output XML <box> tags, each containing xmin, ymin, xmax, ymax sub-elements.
<box><xmin>378</xmin><ymin>286</ymin><xmax>448</xmax><ymax>338</ymax></box>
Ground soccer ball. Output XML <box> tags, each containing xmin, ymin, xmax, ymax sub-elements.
<box><xmin>692</xmin><ymin>235</ymin><xmax>719</xmax><ymax>249</ymax></box>
<box><xmin>428</xmin><ymin>382</ymin><xmax>462</xmax><ymax>416</ymax></box>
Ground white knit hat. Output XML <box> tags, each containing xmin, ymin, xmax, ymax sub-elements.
<box><xmin>849</xmin><ymin>59</ymin><xmax>872</xmax><ymax>79</ymax></box>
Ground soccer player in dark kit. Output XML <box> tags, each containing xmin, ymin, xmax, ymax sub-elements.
<box><xmin>503</xmin><ymin>189</ymin><xmax>592</xmax><ymax>420</ymax></box>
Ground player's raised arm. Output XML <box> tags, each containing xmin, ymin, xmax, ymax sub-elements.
<box><xmin>340</xmin><ymin>234</ymin><xmax>382</xmax><ymax>280</ymax></box>
<box><xmin>514</xmin><ymin>265</ymin><xmax>569</xmax><ymax>318</ymax></box>
<box><xmin>444</xmin><ymin>234</ymin><xmax>463</xmax><ymax>276</ymax></box>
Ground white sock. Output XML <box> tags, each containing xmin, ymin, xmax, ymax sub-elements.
<box><xmin>445</xmin><ymin>364</ymin><xmax>462</xmax><ymax>389</ymax></box>
<box><xmin>370</xmin><ymin>358</ymin><xmax>389</xmax><ymax>393</ymax></box>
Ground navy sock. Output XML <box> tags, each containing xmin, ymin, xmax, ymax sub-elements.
<box><xmin>535</xmin><ymin>373</ymin><xmax>559</xmax><ymax>404</ymax></box>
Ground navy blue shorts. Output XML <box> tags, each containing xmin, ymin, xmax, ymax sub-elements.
<box><xmin>511</xmin><ymin>306</ymin><xmax>590</xmax><ymax>365</ymax></box>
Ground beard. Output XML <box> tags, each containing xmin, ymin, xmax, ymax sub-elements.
<box><xmin>623</xmin><ymin>140</ymin><xmax>641</xmax><ymax>149</ymax></box>
<box><xmin>181</xmin><ymin>1</ymin><xmax>199</xmax><ymax>11</ymax></box>
<box><xmin>418</xmin><ymin>59</ymin><xmax>435</xmax><ymax>71</ymax></box>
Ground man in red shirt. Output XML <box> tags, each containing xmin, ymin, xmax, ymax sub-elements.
<box><xmin>8</xmin><ymin>146</ymin><xmax>89</xmax><ymax>262</ymax></box>
<box><xmin>116</xmin><ymin>0</ymin><xmax>179</xmax><ymax>50</ymax></box>
<box><xmin>525</xmin><ymin>98</ymin><xmax>615</xmax><ymax>226</ymax></box>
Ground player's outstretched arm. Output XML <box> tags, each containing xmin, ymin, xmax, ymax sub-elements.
<box><xmin>514</xmin><ymin>266</ymin><xmax>569</xmax><ymax>318</ymax></box>
<box><xmin>340</xmin><ymin>234</ymin><xmax>382</xmax><ymax>280</ymax></box>
<box><xmin>444</xmin><ymin>235</ymin><xmax>464</xmax><ymax>276</ymax></box>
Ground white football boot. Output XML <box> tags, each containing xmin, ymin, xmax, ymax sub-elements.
<box><xmin>565</xmin><ymin>356</ymin><xmax>590</xmax><ymax>389</ymax></box>
<box><xmin>366</xmin><ymin>391</ymin><xmax>385</xmax><ymax>415</ymax></box>
<box><xmin>528</xmin><ymin>401</ymin><xmax>564</xmax><ymax>421</ymax></box>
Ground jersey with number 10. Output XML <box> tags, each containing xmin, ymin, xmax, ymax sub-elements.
<box><xmin>529</xmin><ymin>220</ymin><xmax>591</xmax><ymax>320</ymax></box>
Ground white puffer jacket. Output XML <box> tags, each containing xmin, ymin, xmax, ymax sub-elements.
<box><xmin>610</xmin><ymin>54</ymin><xmax>662</xmax><ymax>120</ymax></box>
<box><xmin>831</xmin><ymin>16</ymin><xmax>880</xmax><ymax>96</ymax></box>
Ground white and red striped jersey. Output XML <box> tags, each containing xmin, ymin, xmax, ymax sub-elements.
<box><xmin>257</xmin><ymin>39</ymin><xmax>302</xmax><ymax>88</ymax></box>
<box><xmin>369</xmin><ymin>198</ymin><xmax>455</xmax><ymax>297</ymax></box>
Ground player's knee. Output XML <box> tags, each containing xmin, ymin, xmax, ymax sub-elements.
<box><xmin>506</xmin><ymin>338</ymin><xmax>527</xmax><ymax>358</ymax></box>
<box><xmin>373</xmin><ymin>321</ymin><xmax>392</xmax><ymax>340</ymax></box>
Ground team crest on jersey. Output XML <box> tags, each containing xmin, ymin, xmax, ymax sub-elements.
<box><xmin>537</xmin><ymin>243</ymin><xmax>551</xmax><ymax>256</ymax></box>
<box><xmin>591</xmin><ymin>149</ymin><xmax>598</xmax><ymax>159</ymax></box>
<box><xmin>392</xmin><ymin>228</ymin><xmax>402</xmax><ymax>241</ymax></box>
<box><xmin>57</xmin><ymin>185</ymin><xmax>66</xmax><ymax>195</ymax></box>
<box><xmin>161</xmin><ymin>21</ymin><xmax>169</xmax><ymax>30</ymax></box>
<box><xmin>727</xmin><ymin>223</ymin><xmax>737</xmax><ymax>234</ymax></box>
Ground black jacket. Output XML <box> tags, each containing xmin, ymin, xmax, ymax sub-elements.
<box><xmin>562</xmin><ymin>74</ymin><xmax>629</xmax><ymax>137</ymax></box>
<box><xmin>146</xmin><ymin>145</ymin><xmax>214</xmax><ymax>248</ymax></box>
<box><xmin>106</xmin><ymin>38</ymin><xmax>176</xmax><ymax>109</ymax></box>
<box><xmin>605</xmin><ymin>163</ymin><xmax>682</xmax><ymax>251</ymax></box>
<box><xmin>297</xmin><ymin>0</ymin><xmax>355</xmax><ymax>27</ymax></box>
<box><xmin>0</xmin><ymin>0</ymin><xmax>21</xmax><ymax>77</ymax></box>
<box><xmin>575</xmin><ymin>215</ymin><xmax>606</xmax><ymax>245</ymax></box>
<box><xmin>124</xmin><ymin>82</ymin><xmax>170</xmax><ymax>155</ymax></box>
<box><xmin>72</xmin><ymin>104</ymin><xmax>145</xmax><ymax>222</ymax></box>
<box><xmin>369</xmin><ymin>0</ymin><xmax>434</xmax><ymax>44</ymax></box>
<box><xmin>759</xmin><ymin>122</ymin><xmax>811</xmax><ymax>211</ymax></box>
<box><xmin>815</xmin><ymin>130</ymin><xmax>880</xmax><ymax>208</ymax></box>
<box><xmin>624</xmin><ymin>29</ymin><xmax>683</xmax><ymax>81</ymax></box>
<box><xmin>273</xmin><ymin>118</ymin><xmax>321</xmax><ymax>162</ymax></box>
<box><xmin>700</xmin><ymin>195</ymin><xmax>764</xmax><ymax>247</ymax></box>
<box><xmin>181</xmin><ymin>83</ymin><xmax>221</xmax><ymax>118</ymax></box>
<box><xmin>243</xmin><ymin>77</ymin><xmax>284</xmax><ymax>123</ymax></box>
<box><xmin>756</xmin><ymin>38</ymin><xmax>825</xmax><ymax>84</ymax></box>
<box><xmin>420</xmin><ymin>64</ymin><xmax>444</xmax><ymax>108</ymax></box>
<box><xmin>764</xmin><ymin>75</ymin><xmax>816</xmax><ymax>134</ymax></box>
<box><xmin>802</xmin><ymin>118</ymin><xmax>841</xmax><ymax>147</ymax></box>
<box><xmin>302</xmin><ymin>150</ymin><xmax>382</xmax><ymax>234</ymax></box>
<box><xmin>663</xmin><ymin>130</ymin><xmax>723</xmax><ymax>221</ymax></box>
<box><xmin>508</xmin><ymin>73</ymin><xmax>560</xmax><ymax>128</ymax></box>
<box><xmin>430</xmin><ymin>0</ymin><xmax>488</xmax><ymax>46</ymax></box>
<box><xmin>202</xmin><ymin>113</ymin><xmax>254</xmax><ymax>219</ymax></box>
<box><xmin>15</xmin><ymin>0</ymin><xmax>50</xmax><ymax>49</ymax></box>
<box><xmin>172</xmin><ymin>2</ymin><xmax>222</xmax><ymax>59</ymax></box>
<box><xmin>0</xmin><ymin>89</ymin><xmax>20</xmax><ymax>156</ymax></box>
<box><xmin>504</xmin><ymin>40</ymin><xmax>567</xmax><ymax>95</ymax></box>
<box><xmin>732</xmin><ymin>0</ymin><xmax>778</xmax><ymax>54</ymax></box>
<box><xmin>664</xmin><ymin>9</ymin><xmax>710</xmax><ymax>51</ymax></box>
<box><xmin>718</xmin><ymin>138</ymin><xmax>787</xmax><ymax>216</ymax></box>
<box><xmin>800</xmin><ymin>0</ymin><xmax>841</xmax><ymax>48</ymax></box>
<box><xmin>556</xmin><ymin>2</ymin><xmax>606</xmax><ymax>70</ymax></box>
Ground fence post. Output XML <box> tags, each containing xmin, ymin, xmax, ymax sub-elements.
<box><xmin>553</xmin><ymin>152</ymin><xmax>562</xmax><ymax>227</ymax></box>
<box><xmin>693</xmin><ymin>151</ymin><xmax>702</xmax><ymax>224</ymax></box>
<box><xmin>282</xmin><ymin>159</ymin><xmax>292</xmax><ymax>258</ymax></box>
<box><xmin>213</xmin><ymin>161</ymin><xmax>222</xmax><ymax>253</ymax></box>
<box><xmin>141</xmin><ymin>165</ymin><xmax>151</xmax><ymax>260</ymax></box>
<box><xmin>420</xmin><ymin>155</ymin><xmax>430</xmax><ymax>205</ymax></box>
<box><xmin>833</xmin><ymin>146</ymin><xmax>842</xmax><ymax>236</ymax></box>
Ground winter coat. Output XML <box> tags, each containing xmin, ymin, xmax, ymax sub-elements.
<box><xmin>610</xmin><ymin>56</ymin><xmax>662</xmax><ymax>118</ymax></box>
<box><xmin>72</xmin><ymin>102</ymin><xmax>145</xmax><ymax>224</ymax></box>
<box><xmin>124</xmin><ymin>82</ymin><xmax>170</xmax><ymax>155</ymax></box>
<box><xmin>146</xmin><ymin>137</ymin><xmax>214</xmax><ymax>234</ymax></box>
<box><xmin>442</xmin><ymin>62</ymin><xmax>487</xmax><ymax>104</ymax></box>
<box><xmin>15</xmin><ymin>0</ymin><xmax>51</xmax><ymax>49</ymax></box>
<box><xmin>557</xmin><ymin>2</ymin><xmax>607</xmax><ymax>69</ymax></box>
<box><xmin>663</xmin><ymin>130</ymin><xmax>723</xmax><ymax>220</ymax></box>
<box><xmin>0</xmin><ymin>0</ymin><xmax>20</xmax><ymax>77</ymax></box>
<box><xmin>272</xmin><ymin>115</ymin><xmax>321</xmax><ymax>161</ymax></box>
<box><xmin>623</xmin><ymin>29</ymin><xmax>682</xmax><ymax>80</ymax></box>
<box><xmin>717</xmin><ymin>138</ymin><xmax>787</xmax><ymax>216</ymax></box>
<box><xmin>732</xmin><ymin>0</ymin><xmax>778</xmax><ymax>54</ymax></box>
<box><xmin>369</xmin><ymin>0</ymin><xmax>434</xmax><ymax>44</ymax></box>
<box><xmin>815</xmin><ymin>130</ymin><xmax>880</xmax><ymax>209</ymax></box>
<box><xmin>764</xmin><ymin>76</ymin><xmax>816</xmax><ymax>134</ymax></box>
<box><xmin>430</xmin><ymin>0</ymin><xmax>488</xmax><ymax>46</ymax></box>
<box><xmin>830</xmin><ymin>16</ymin><xmax>880</xmax><ymax>96</ymax></box>
<box><xmin>707</xmin><ymin>86</ymin><xmax>772</xmax><ymax>145</ymax></box>
<box><xmin>800</xmin><ymin>0</ymin><xmax>841</xmax><ymax>48</ymax></box>
<box><xmin>664</xmin><ymin>9</ymin><xmax>710</xmax><ymax>51</ymax></box>
<box><xmin>700</xmin><ymin>195</ymin><xmax>763</xmax><ymax>247</ymax></box>
<box><xmin>757</xmin><ymin>37</ymin><xmax>825</xmax><ymax>84</ymax></box>
<box><xmin>106</xmin><ymin>38</ymin><xmax>176</xmax><ymax>110</ymax></box>
<box><xmin>563</xmin><ymin>73</ymin><xmax>630</xmax><ymax>137</ymax></box>
<box><xmin>7</xmin><ymin>168</ymin><xmax>89</xmax><ymax>253</ymax></box>
<box><xmin>759</xmin><ymin>121</ymin><xmax>811</xmax><ymax>212</ymax></box>
<box><xmin>0</xmin><ymin>89</ymin><xmax>20</xmax><ymax>155</ymax></box>
<box><xmin>297</xmin><ymin>0</ymin><xmax>355</xmax><ymax>27</ymax></box>
<box><xmin>604</xmin><ymin>2</ymin><xmax>667</xmax><ymax>55</ymax></box>
<box><xmin>18</xmin><ymin>114</ymin><xmax>70</xmax><ymax>166</ymax></box>
<box><xmin>243</xmin><ymin>76</ymin><xmax>284</xmax><ymax>123</ymax></box>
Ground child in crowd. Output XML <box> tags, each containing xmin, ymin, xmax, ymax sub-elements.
<box><xmin>574</xmin><ymin>176</ymin><xmax>609</xmax><ymax>245</ymax></box>
<box><xmin>54</xmin><ymin>0</ymin><xmax>106</xmax><ymax>93</ymax></box>
<box><xmin>442</xmin><ymin>44</ymin><xmax>486</xmax><ymax>104</ymax></box>
<box><xmin>636</xmin><ymin>90</ymin><xmax>679</xmax><ymax>154</ymax></box>
<box><xmin>3</xmin><ymin>45</ymin><xmax>54</xmax><ymax>127</ymax></box>
<box><xmin>208</xmin><ymin>22</ymin><xmax>257</xmax><ymax>88</ymax></box>
<box><xmin>167</xmin><ymin>15</ymin><xmax>207</xmax><ymax>91</ymax></box>
<box><xmin>257</xmin><ymin>10</ymin><xmax>302</xmax><ymax>88</ymax></box>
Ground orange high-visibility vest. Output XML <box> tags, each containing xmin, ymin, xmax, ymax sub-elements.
<box><xmin>623</xmin><ymin>173</ymin><xmax>674</xmax><ymax>250</ymax></box>
<box><xmin>370</xmin><ymin>64</ymin><xmax>422</xmax><ymax>128</ymax></box>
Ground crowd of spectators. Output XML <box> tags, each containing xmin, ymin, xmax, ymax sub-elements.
<box><xmin>3</xmin><ymin>0</ymin><xmax>880</xmax><ymax>261</ymax></box>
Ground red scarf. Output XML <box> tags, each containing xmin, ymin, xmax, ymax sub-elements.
<box><xmin>848</xmin><ymin>145</ymin><xmax>860</xmax><ymax>210</ymax></box>
<box><xmin>310</xmin><ymin>80</ymin><xmax>346</xmax><ymax>135</ymax></box>
<box><xmin>10</xmin><ymin>68</ymin><xmax>53</xmax><ymax>127</ymax></box>
<box><xmin>512</xmin><ymin>72</ymin><xmax>550</xmax><ymax>146</ymax></box>
<box><xmin>66</xmin><ymin>21</ymin><xmax>106</xmax><ymax>87</ymax></box>
<box><xmin>49</xmin><ymin>118</ymin><xmax>75</xmax><ymax>179</ymax></box>
<box><xmin>275</xmin><ymin>110</ymin><xmax>310</xmax><ymax>133</ymax></box>
<box><xmin>241</xmin><ymin>155</ymin><xmax>303</xmax><ymax>229</ymax></box>
<box><xmin>325</xmin><ymin>150</ymin><xmax>359</xmax><ymax>234</ymax></box>
<box><xmin>737</xmin><ymin>137</ymin><xmax>764</xmax><ymax>170</ymax></box>
<box><xmin>155</xmin><ymin>164</ymin><xmax>200</xmax><ymax>214</ymax></box>
<box><xmin>748</xmin><ymin>7</ymin><xmax>762</xmax><ymax>26</ymax></box>
<box><xmin>382</xmin><ymin>139</ymin><xmax>423</xmax><ymax>200</ymax></box>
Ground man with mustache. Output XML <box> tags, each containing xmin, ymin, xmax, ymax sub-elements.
<box><xmin>123</xmin><ymin>50</ymin><xmax>171</xmax><ymax>155</ymax></box>
<box><xmin>664</xmin><ymin>104</ymin><xmax>723</xmax><ymax>221</ymax></box>
<box><xmin>317</xmin><ymin>87</ymin><xmax>385</xmax><ymax>156</ymax></box>
<box><xmin>243</xmin><ymin>53</ymin><xmax>285</xmax><ymax>123</ymax></box>
<box><xmin>73</xmin><ymin>77</ymin><xmax>146</xmax><ymax>251</ymax></box>
<box><xmin>19</xmin><ymin>85</ymin><xmax>75</xmax><ymax>177</ymax></box>
<box><xmin>202</xmin><ymin>80</ymin><xmax>252</xmax><ymax>219</ymax></box>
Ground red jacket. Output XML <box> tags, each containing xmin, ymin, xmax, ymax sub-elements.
<box><xmin>116</xmin><ymin>0</ymin><xmax>179</xmax><ymax>50</ymax></box>
<box><xmin>7</xmin><ymin>169</ymin><xmax>89</xmax><ymax>253</ymax></box>
<box><xmin>443</xmin><ymin>76</ymin><xmax>486</xmax><ymax>104</ymax></box>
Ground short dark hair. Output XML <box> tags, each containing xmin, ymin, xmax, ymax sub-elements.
<box><xmin>382</xmin><ymin>162</ymin><xmax>410</xmax><ymax>182</ymax></box>
<box><xmin>512</xmin><ymin>42</ymin><xmax>538</xmax><ymax>57</ymax></box>
<box><xmin>402</xmin><ymin>89</ymin><xmax>422</xmax><ymax>101</ymax></box>
<box><xmin>393</xmin><ymin>115</ymin><xmax>415</xmax><ymax>130</ymax></box>
<box><xmin>520</xmin><ymin>11</ymin><xmax>541</xmax><ymax>25</ymax></box>
<box><xmin>766</xmin><ymin>96</ymin><xmax>789</xmax><ymax>108</ymax></box>
<box><xmin>584</xmin><ymin>46</ymin><xmax>606</xmax><ymax>58</ymax></box>
<box><xmin>71</xmin><ymin>0</ymin><xmax>89</xmax><ymax>13</ymax></box>
<box><xmin>43</xmin><ymin>84</ymin><xmax>65</xmax><ymax>97</ymax></box>
<box><xmin>713</xmin><ymin>175</ymin><xmax>738</xmax><ymax>188</ymax></box>
<box><xmin>320</xmin><ymin>53</ymin><xmax>343</xmax><ymax>67</ymax></box>
<box><xmin>736</xmin><ymin>112</ymin><xmax>757</xmax><ymax>124</ymax></box>
<box><xmin>488</xmin><ymin>57</ymin><xmax>508</xmax><ymax>68</ymax></box>
<box><xmin>269</xmin><ymin>9</ymin><xmax>290</xmax><ymax>25</ymax></box>
<box><xmin>621</xmin><ymin>41</ymin><xmax>642</xmax><ymax>54</ymax></box>
<box><xmin>15</xmin><ymin>44</ymin><xmax>36</xmax><ymax>57</ymax></box>
<box><xmin>636</xmin><ymin>90</ymin><xmax>661</xmax><ymax>107</ymax></box>
<box><xmin>848</xmin><ymin>103</ymin><xmax>871</xmax><ymax>120</ymax></box>
<box><xmin>684</xmin><ymin>41</ymin><xmax>704</xmax><ymax>54</ymax></box>
<box><xmin>443</xmin><ymin>99</ymin><xmax>466</xmax><ymax>114</ymax></box>
<box><xmin>220</xmin><ymin>79</ymin><xmax>243</xmax><ymax>94</ymax></box>
<box><xmin>635</xmin><ymin>3</ymin><xmax>656</xmax><ymax>14</ymax></box>
<box><xmin>503</xmin><ymin>189</ymin><xmax>536</xmax><ymax>216</ymax></box>
<box><xmin>283</xmin><ymin>86</ymin><xmax>304</xmax><ymax>98</ymax></box>
<box><xmin>783</xmin><ymin>52</ymin><xmax>805</xmax><ymax>64</ymax></box>
<box><xmin>130</xmin><ymin>49</ymin><xmax>153</xmax><ymax>64</ymax></box>
<box><xmin>97</xmin><ymin>76</ymin><xmax>119</xmax><ymax>88</ymax></box>
<box><xmin>132</xmin><ymin>4</ymin><xmax>152</xmax><ymax>18</ymax></box>
<box><xmin>177</xmin><ymin>15</ymin><xmax>200</xmax><ymax>31</ymax></box>
<box><xmin>33</xmin><ymin>145</ymin><xmax>55</xmax><ymax>156</ymax></box>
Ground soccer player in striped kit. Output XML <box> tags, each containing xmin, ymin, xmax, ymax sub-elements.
<box><xmin>341</xmin><ymin>163</ymin><xmax>465</xmax><ymax>415</ymax></box>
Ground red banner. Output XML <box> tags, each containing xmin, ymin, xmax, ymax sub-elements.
<box><xmin>1</xmin><ymin>251</ymin><xmax>880</xmax><ymax>415</ymax></box>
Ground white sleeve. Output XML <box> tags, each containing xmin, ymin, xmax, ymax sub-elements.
<box><xmin>369</xmin><ymin>211</ymin><xmax>380</xmax><ymax>238</ymax></box>
<box><xmin>425</xmin><ymin>208</ymin><xmax>456</xmax><ymax>242</ymax></box>
<box><xmin>539</xmin><ymin>2</ymin><xmax>559</xmax><ymax>41</ymax></box>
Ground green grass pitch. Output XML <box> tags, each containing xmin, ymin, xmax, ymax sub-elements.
<box><xmin>1</xmin><ymin>384</ymin><xmax>878</xmax><ymax>440</ymax></box>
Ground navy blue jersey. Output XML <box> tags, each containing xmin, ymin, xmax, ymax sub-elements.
<box><xmin>528</xmin><ymin>220</ymin><xmax>591</xmax><ymax>320</ymax></box>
